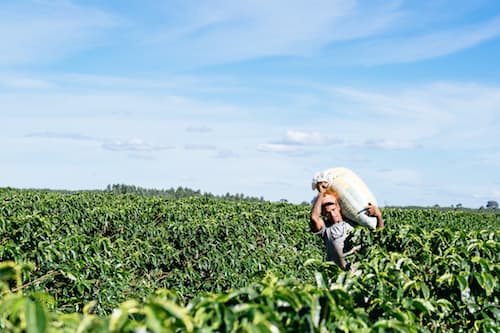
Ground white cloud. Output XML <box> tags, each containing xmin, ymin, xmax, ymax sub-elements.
<box><xmin>322</xmin><ymin>82</ymin><xmax>500</xmax><ymax>149</ymax></box>
<box><xmin>282</xmin><ymin>130</ymin><xmax>329</xmax><ymax>145</ymax></box>
<box><xmin>256</xmin><ymin>129</ymin><xmax>332</xmax><ymax>156</ymax></box>
<box><xmin>7</xmin><ymin>72</ymin><xmax>500</xmax><ymax>159</ymax></box>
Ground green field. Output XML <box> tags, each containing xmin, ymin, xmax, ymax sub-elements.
<box><xmin>1</xmin><ymin>188</ymin><xmax>499</xmax><ymax>332</ymax></box>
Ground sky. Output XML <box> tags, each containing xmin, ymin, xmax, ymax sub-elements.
<box><xmin>1</xmin><ymin>0</ymin><xmax>499</xmax><ymax>208</ymax></box>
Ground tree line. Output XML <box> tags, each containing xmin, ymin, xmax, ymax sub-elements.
<box><xmin>105</xmin><ymin>183</ymin><xmax>266</xmax><ymax>202</ymax></box>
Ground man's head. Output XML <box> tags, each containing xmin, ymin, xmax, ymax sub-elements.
<box><xmin>321</xmin><ymin>190</ymin><xmax>342</xmax><ymax>223</ymax></box>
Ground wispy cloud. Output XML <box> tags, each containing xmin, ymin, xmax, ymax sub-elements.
<box><xmin>25</xmin><ymin>131</ymin><xmax>100</xmax><ymax>142</ymax></box>
<box><xmin>102</xmin><ymin>138</ymin><xmax>174</xmax><ymax>152</ymax></box>
<box><xmin>250</xmin><ymin>80</ymin><xmax>499</xmax><ymax>155</ymax></box>
<box><xmin>25</xmin><ymin>131</ymin><xmax>173</xmax><ymax>153</ymax></box>
<box><xmin>257</xmin><ymin>143</ymin><xmax>299</xmax><ymax>153</ymax></box>
<box><xmin>361</xmin><ymin>139</ymin><xmax>418</xmax><ymax>150</ymax></box>
<box><xmin>15</xmin><ymin>75</ymin><xmax>500</xmax><ymax>157</ymax></box>
<box><xmin>2</xmin><ymin>1</ymin><xmax>497</xmax><ymax>70</ymax></box>
<box><xmin>0</xmin><ymin>0</ymin><xmax>119</xmax><ymax>66</ymax></box>
<box><xmin>0</xmin><ymin>75</ymin><xmax>53</xmax><ymax>89</ymax></box>
<box><xmin>216</xmin><ymin>149</ymin><xmax>239</xmax><ymax>159</ymax></box>
<box><xmin>329</xmin><ymin>14</ymin><xmax>500</xmax><ymax>65</ymax></box>
<box><xmin>149</xmin><ymin>0</ymin><xmax>401</xmax><ymax>66</ymax></box>
<box><xmin>322</xmin><ymin>81</ymin><xmax>500</xmax><ymax>148</ymax></box>
<box><xmin>1</xmin><ymin>88</ymin><xmax>246</xmax><ymax>119</ymax></box>
<box><xmin>184</xmin><ymin>144</ymin><xmax>217</xmax><ymax>150</ymax></box>
<box><xmin>145</xmin><ymin>1</ymin><xmax>500</xmax><ymax>67</ymax></box>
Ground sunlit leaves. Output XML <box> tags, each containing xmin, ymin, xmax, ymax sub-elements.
<box><xmin>0</xmin><ymin>188</ymin><xmax>498</xmax><ymax>331</ymax></box>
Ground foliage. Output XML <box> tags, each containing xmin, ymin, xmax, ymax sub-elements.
<box><xmin>0</xmin><ymin>188</ymin><xmax>499</xmax><ymax>332</ymax></box>
<box><xmin>0</xmin><ymin>188</ymin><xmax>319</xmax><ymax>314</ymax></box>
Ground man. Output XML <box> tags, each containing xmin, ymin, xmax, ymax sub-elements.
<box><xmin>310</xmin><ymin>189</ymin><xmax>384</xmax><ymax>270</ymax></box>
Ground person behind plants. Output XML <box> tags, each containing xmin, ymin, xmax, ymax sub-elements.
<box><xmin>310</xmin><ymin>172</ymin><xmax>384</xmax><ymax>270</ymax></box>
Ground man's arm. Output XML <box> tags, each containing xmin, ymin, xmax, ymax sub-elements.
<box><xmin>366</xmin><ymin>202</ymin><xmax>384</xmax><ymax>230</ymax></box>
<box><xmin>309</xmin><ymin>194</ymin><xmax>325</xmax><ymax>232</ymax></box>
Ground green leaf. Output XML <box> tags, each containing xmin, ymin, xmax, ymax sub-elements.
<box><xmin>457</xmin><ymin>275</ymin><xmax>468</xmax><ymax>292</ymax></box>
<box><xmin>144</xmin><ymin>306</ymin><xmax>165</xmax><ymax>333</ymax></box>
<box><xmin>411</xmin><ymin>298</ymin><xmax>435</xmax><ymax>315</ymax></box>
<box><xmin>420</xmin><ymin>283</ymin><xmax>430</xmax><ymax>299</ymax></box>
<box><xmin>146</xmin><ymin>300</ymin><xmax>194</xmax><ymax>332</ymax></box>
<box><xmin>0</xmin><ymin>262</ymin><xmax>17</xmax><ymax>281</ymax></box>
<box><xmin>76</xmin><ymin>314</ymin><xmax>107</xmax><ymax>333</ymax></box>
<box><xmin>53</xmin><ymin>313</ymin><xmax>82</xmax><ymax>331</ymax></box>
<box><xmin>25</xmin><ymin>299</ymin><xmax>48</xmax><ymax>333</ymax></box>
<box><xmin>372</xmin><ymin>318</ymin><xmax>418</xmax><ymax>333</ymax></box>
<box><xmin>0</xmin><ymin>261</ymin><xmax>21</xmax><ymax>290</ymax></box>
<box><xmin>474</xmin><ymin>271</ymin><xmax>496</xmax><ymax>296</ymax></box>
<box><xmin>436</xmin><ymin>272</ymin><xmax>454</xmax><ymax>285</ymax></box>
<box><xmin>109</xmin><ymin>308</ymin><xmax>129</xmax><ymax>332</ymax></box>
<box><xmin>435</xmin><ymin>299</ymin><xmax>453</xmax><ymax>317</ymax></box>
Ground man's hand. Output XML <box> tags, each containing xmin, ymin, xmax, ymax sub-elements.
<box><xmin>365</xmin><ymin>202</ymin><xmax>382</xmax><ymax>218</ymax></box>
<box><xmin>365</xmin><ymin>202</ymin><xmax>384</xmax><ymax>230</ymax></box>
<box><xmin>316</xmin><ymin>181</ymin><xmax>329</xmax><ymax>193</ymax></box>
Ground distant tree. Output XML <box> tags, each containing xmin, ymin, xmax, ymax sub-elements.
<box><xmin>486</xmin><ymin>201</ymin><xmax>498</xmax><ymax>209</ymax></box>
<box><xmin>456</xmin><ymin>203</ymin><xmax>462</xmax><ymax>209</ymax></box>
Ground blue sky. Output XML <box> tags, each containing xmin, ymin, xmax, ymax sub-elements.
<box><xmin>1</xmin><ymin>0</ymin><xmax>499</xmax><ymax>207</ymax></box>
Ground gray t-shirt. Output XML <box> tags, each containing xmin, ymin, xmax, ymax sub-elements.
<box><xmin>313</xmin><ymin>220</ymin><xmax>355</xmax><ymax>268</ymax></box>
<box><xmin>314</xmin><ymin>220</ymin><xmax>354</xmax><ymax>241</ymax></box>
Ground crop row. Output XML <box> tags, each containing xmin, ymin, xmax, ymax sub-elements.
<box><xmin>0</xmin><ymin>189</ymin><xmax>321</xmax><ymax>313</ymax></box>
<box><xmin>0</xmin><ymin>188</ymin><xmax>499</xmax><ymax>331</ymax></box>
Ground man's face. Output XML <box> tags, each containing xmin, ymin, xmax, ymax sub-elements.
<box><xmin>321</xmin><ymin>194</ymin><xmax>342</xmax><ymax>223</ymax></box>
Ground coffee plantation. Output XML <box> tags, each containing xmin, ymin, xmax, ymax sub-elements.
<box><xmin>0</xmin><ymin>188</ymin><xmax>498</xmax><ymax>332</ymax></box>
